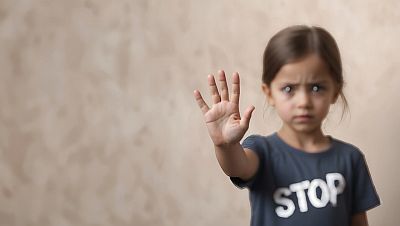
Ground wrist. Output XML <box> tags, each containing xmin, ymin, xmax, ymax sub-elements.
<box><xmin>214</xmin><ymin>142</ymin><xmax>241</xmax><ymax>150</ymax></box>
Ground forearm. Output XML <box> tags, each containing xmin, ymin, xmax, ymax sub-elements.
<box><xmin>194</xmin><ymin>70</ymin><xmax>256</xmax><ymax>179</ymax></box>
<box><xmin>214</xmin><ymin>142</ymin><xmax>251</xmax><ymax>178</ymax></box>
<box><xmin>351</xmin><ymin>212</ymin><xmax>368</xmax><ymax>226</ymax></box>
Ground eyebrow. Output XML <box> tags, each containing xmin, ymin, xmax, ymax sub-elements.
<box><xmin>278</xmin><ymin>80</ymin><xmax>330</xmax><ymax>86</ymax></box>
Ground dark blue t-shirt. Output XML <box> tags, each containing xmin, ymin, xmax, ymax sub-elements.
<box><xmin>231</xmin><ymin>133</ymin><xmax>380</xmax><ymax>226</ymax></box>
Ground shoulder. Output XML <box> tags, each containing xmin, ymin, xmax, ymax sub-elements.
<box><xmin>241</xmin><ymin>134</ymin><xmax>265</xmax><ymax>149</ymax></box>
<box><xmin>241</xmin><ymin>133</ymin><xmax>278</xmax><ymax>155</ymax></box>
<box><xmin>241</xmin><ymin>133</ymin><xmax>276</xmax><ymax>146</ymax></box>
<box><xmin>331</xmin><ymin>137</ymin><xmax>365</xmax><ymax>162</ymax></box>
<box><xmin>242</xmin><ymin>134</ymin><xmax>264</xmax><ymax>144</ymax></box>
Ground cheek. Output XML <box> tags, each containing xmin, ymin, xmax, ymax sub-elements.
<box><xmin>275</xmin><ymin>101</ymin><xmax>293</xmax><ymax>119</ymax></box>
<box><xmin>314</xmin><ymin>98</ymin><xmax>332</xmax><ymax>113</ymax></box>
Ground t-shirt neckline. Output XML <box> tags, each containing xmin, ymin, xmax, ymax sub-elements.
<box><xmin>271</xmin><ymin>132</ymin><xmax>336</xmax><ymax>157</ymax></box>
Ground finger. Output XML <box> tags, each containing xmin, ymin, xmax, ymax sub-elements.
<box><xmin>240</xmin><ymin>105</ymin><xmax>255</xmax><ymax>129</ymax></box>
<box><xmin>208</xmin><ymin>74</ymin><xmax>221</xmax><ymax>104</ymax></box>
<box><xmin>231</xmin><ymin>72</ymin><xmax>240</xmax><ymax>105</ymax></box>
<box><xmin>218</xmin><ymin>70</ymin><xmax>229</xmax><ymax>101</ymax></box>
<box><xmin>193</xmin><ymin>90</ymin><xmax>210</xmax><ymax>114</ymax></box>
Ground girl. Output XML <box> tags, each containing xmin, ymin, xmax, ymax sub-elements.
<box><xmin>193</xmin><ymin>25</ymin><xmax>380</xmax><ymax>226</ymax></box>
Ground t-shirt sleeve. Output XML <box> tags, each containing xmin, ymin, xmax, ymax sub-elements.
<box><xmin>351</xmin><ymin>153</ymin><xmax>381</xmax><ymax>214</ymax></box>
<box><xmin>230</xmin><ymin>135</ymin><xmax>265</xmax><ymax>189</ymax></box>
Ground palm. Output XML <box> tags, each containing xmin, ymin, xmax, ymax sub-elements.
<box><xmin>194</xmin><ymin>71</ymin><xmax>255</xmax><ymax>146</ymax></box>
<box><xmin>204</xmin><ymin>101</ymin><xmax>241</xmax><ymax>144</ymax></box>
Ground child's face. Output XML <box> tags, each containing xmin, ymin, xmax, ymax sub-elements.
<box><xmin>262</xmin><ymin>54</ymin><xmax>339</xmax><ymax>134</ymax></box>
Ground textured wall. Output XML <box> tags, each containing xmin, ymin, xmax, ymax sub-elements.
<box><xmin>0</xmin><ymin>0</ymin><xmax>399</xmax><ymax>225</ymax></box>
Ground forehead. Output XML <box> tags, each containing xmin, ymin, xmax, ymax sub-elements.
<box><xmin>274</xmin><ymin>54</ymin><xmax>333</xmax><ymax>84</ymax></box>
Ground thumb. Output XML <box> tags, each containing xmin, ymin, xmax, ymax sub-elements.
<box><xmin>240</xmin><ymin>105</ymin><xmax>255</xmax><ymax>129</ymax></box>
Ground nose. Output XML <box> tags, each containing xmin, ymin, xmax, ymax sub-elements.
<box><xmin>297</xmin><ymin>89</ymin><xmax>312</xmax><ymax>109</ymax></box>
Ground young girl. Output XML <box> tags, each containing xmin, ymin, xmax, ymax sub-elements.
<box><xmin>193</xmin><ymin>25</ymin><xmax>380</xmax><ymax>226</ymax></box>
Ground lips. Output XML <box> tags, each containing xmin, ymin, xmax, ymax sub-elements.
<box><xmin>294</xmin><ymin>115</ymin><xmax>313</xmax><ymax>122</ymax></box>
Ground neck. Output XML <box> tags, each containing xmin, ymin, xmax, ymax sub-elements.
<box><xmin>277</xmin><ymin>126</ymin><xmax>330</xmax><ymax>153</ymax></box>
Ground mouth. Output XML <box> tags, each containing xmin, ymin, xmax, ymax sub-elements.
<box><xmin>294</xmin><ymin>115</ymin><xmax>313</xmax><ymax>122</ymax></box>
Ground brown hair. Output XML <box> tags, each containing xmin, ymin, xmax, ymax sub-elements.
<box><xmin>262</xmin><ymin>25</ymin><xmax>349</xmax><ymax>119</ymax></box>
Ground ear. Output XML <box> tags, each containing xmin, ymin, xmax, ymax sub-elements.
<box><xmin>262</xmin><ymin>83</ymin><xmax>275</xmax><ymax>106</ymax></box>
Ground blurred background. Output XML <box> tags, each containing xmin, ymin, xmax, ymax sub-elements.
<box><xmin>0</xmin><ymin>0</ymin><xmax>399</xmax><ymax>225</ymax></box>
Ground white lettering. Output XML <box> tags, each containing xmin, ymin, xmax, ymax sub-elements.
<box><xmin>289</xmin><ymin>180</ymin><xmax>310</xmax><ymax>212</ymax></box>
<box><xmin>273</xmin><ymin>173</ymin><xmax>346</xmax><ymax>218</ymax></box>
<box><xmin>274</xmin><ymin>188</ymin><xmax>295</xmax><ymax>218</ymax></box>
<box><xmin>326</xmin><ymin>173</ymin><xmax>346</xmax><ymax>206</ymax></box>
<box><xmin>308</xmin><ymin>179</ymin><xmax>330</xmax><ymax>208</ymax></box>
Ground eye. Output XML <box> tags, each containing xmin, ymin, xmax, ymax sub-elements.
<box><xmin>311</xmin><ymin>84</ymin><xmax>324</xmax><ymax>92</ymax></box>
<box><xmin>282</xmin><ymin>86</ymin><xmax>293</xmax><ymax>93</ymax></box>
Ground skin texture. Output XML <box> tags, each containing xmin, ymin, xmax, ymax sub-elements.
<box><xmin>193</xmin><ymin>70</ymin><xmax>258</xmax><ymax>180</ymax></box>
<box><xmin>262</xmin><ymin>53</ymin><xmax>339</xmax><ymax>152</ymax></box>
<box><xmin>351</xmin><ymin>212</ymin><xmax>368</xmax><ymax>226</ymax></box>
<box><xmin>194</xmin><ymin>54</ymin><xmax>369</xmax><ymax>225</ymax></box>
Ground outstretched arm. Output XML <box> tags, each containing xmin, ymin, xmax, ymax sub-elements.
<box><xmin>194</xmin><ymin>70</ymin><xmax>259</xmax><ymax>180</ymax></box>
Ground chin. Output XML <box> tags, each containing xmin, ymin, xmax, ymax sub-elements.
<box><xmin>291</xmin><ymin>124</ymin><xmax>320</xmax><ymax>133</ymax></box>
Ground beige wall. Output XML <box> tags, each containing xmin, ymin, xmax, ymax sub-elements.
<box><xmin>0</xmin><ymin>0</ymin><xmax>399</xmax><ymax>225</ymax></box>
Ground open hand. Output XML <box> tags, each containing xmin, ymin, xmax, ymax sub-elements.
<box><xmin>194</xmin><ymin>70</ymin><xmax>255</xmax><ymax>147</ymax></box>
